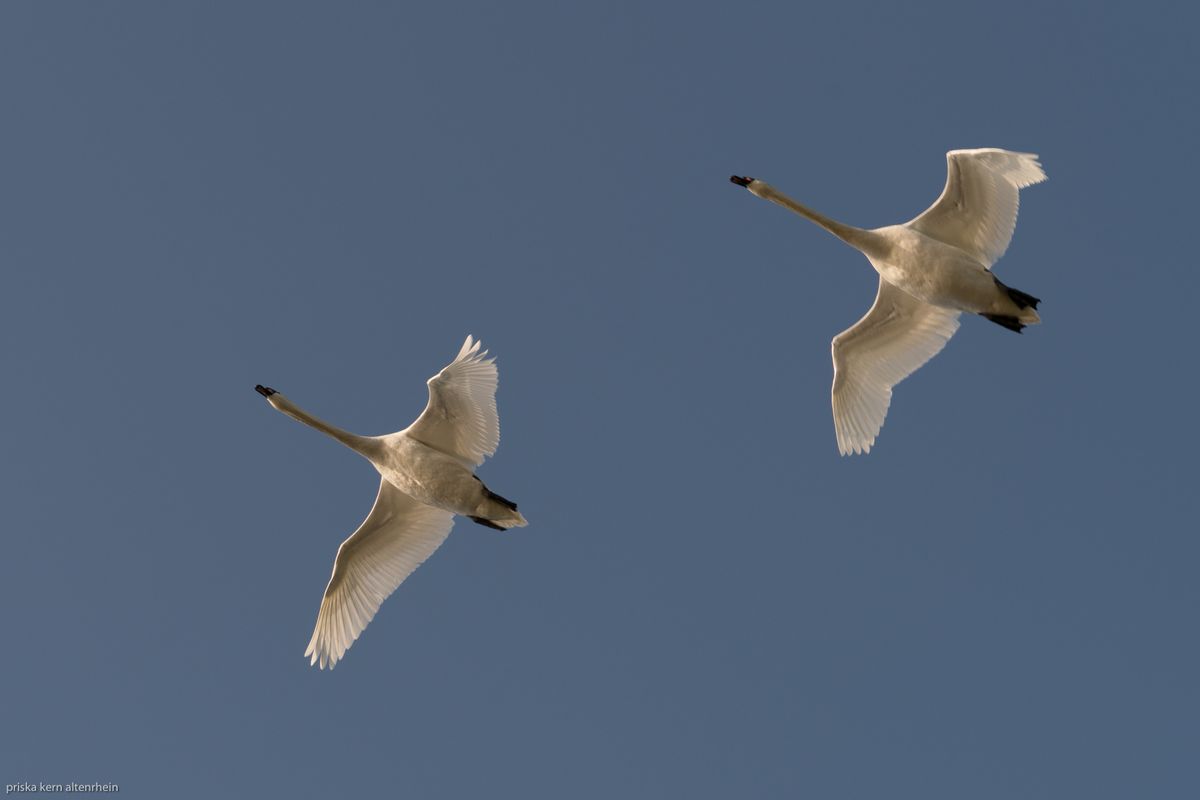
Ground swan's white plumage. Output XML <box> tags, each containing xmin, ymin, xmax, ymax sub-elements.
<box><xmin>908</xmin><ymin>149</ymin><xmax>1046</xmax><ymax>268</ymax></box>
<box><xmin>828</xmin><ymin>149</ymin><xmax>1042</xmax><ymax>452</ymax></box>
<box><xmin>257</xmin><ymin>335</ymin><xmax>523</xmax><ymax>669</ymax></box>
<box><xmin>832</xmin><ymin>281</ymin><xmax>961</xmax><ymax>455</ymax></box>
<box><xmin>734</xmin><ymin>147</ymin><xmax>1046</xmax><ymax>454</ymax></box>
<box><xmin>305</xmin><ymin>480</ymin><xmax>454</xmax><ymax>669</ymax></box>
<box><xmin>404</xmin><ymin>335</ymin><xmax>500</xmax><ymax>467</ymax></box>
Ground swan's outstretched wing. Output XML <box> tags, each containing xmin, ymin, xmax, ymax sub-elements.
<box><xmin>832</xmin><ymin>280</ymin><xmax>961</xmax><ymax>455</ymax></box>
<box><xmin>305</xmin><ymin>479</ymin><xmax>455</xmax><ymax>669</ymax></box>
<box><xmin>907</xmin><ymin>149</ymin><xmax>1046</xmax><ymax>268</ymax></box>
<box><xmin>403</xmin><ymin>335</ymin><xmax>500</xmax><ymax>467</ymax></box>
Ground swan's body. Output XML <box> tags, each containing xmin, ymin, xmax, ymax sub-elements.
<box><xmin>731</xmin><ymin>148</ymin><xmax>1047</xmax><ymax>455</ymax></box>
<box><xmin>255</xmin><ymin>335</ymin><xmax>526</xmax><ymax>669</ymax></box>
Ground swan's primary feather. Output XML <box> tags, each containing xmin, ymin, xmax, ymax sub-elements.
<box><xmin>404</xmin><ymin>335</ymin><xmax>500</xmax><ymax>467</ymax></box>
<box><xmin>831</xmin><ymin>280</ymin><xmax>961</xmax><ymax>455</ymax></box>
<box><xmin>907</xmin><ymin>148</ymin><xmax>1046</xmax><ymax>268</ymax></box>
<box><xmin>305</xmin><ymin>479</ymin><xmax>455</xmax><ymax>669</ymax></box>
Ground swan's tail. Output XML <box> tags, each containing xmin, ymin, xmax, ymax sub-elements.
<box><xmin>469</xmin><ymin>485</ymin><xmax>528</xmax><ymax>530</ymax></box>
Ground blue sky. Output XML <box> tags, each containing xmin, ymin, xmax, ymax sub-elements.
<box><xmin>2</xmin><ymin>2</ymin><xmax>1197</xmax><ymax>797</ymax></box>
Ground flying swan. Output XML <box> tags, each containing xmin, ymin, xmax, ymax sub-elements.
<box><xmin>255</xmin><ymin>335</ymin><xmax>527</xmax><ymax>668</ymax></box>
<box><xmin>731</xmin><ymin>148</ymin><xmax>1047</xmax><ymax>455</ymax></box>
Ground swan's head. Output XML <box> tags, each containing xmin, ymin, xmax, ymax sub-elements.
<box><xmin>730</xmin><ymin>175</ymin><xmax>776</xmax><ymax>202</ymax></box>
<box><xmin>255</xmin><ymin>384</ymin><xmax>288</xmax><ymax>411</ymax></box>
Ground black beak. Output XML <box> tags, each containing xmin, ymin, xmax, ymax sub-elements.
<box><xmin>255</xmin><ymin>385</ymin><xmax>278</xmax><ymax>397</ymax></box>
<box><xmin>730</xmin><ymin>175</ymin><xmax>754</xmax><ymax>187</ymax></box>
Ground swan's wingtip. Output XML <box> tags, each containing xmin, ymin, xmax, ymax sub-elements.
<box><xmin>457</xmin><ymin>334</ymin><xmax>484</xmax><ymax>360</ymax></box>
<box><xmin>305</xmin><ymin>647</ymin><xmax>335</xmax><ymax>670</ymax></box>
<box><xmin>837</xmin><ymin>439</ymin><xmax>873</xmax><ymax>456</ymax></box>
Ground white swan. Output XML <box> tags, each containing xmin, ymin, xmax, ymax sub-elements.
<box><xmin>255</xmin><ymin>335</ymin><xmax>527</xmax><ymax>669</ymax></box>
<box><xmin>731</xmin><ymin>148</ymin><xmax>1047</xmax><ymax>455</ymax></box>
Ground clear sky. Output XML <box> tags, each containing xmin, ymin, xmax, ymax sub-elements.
<box><xmin>2</xmin><ymin>2</ymin><xmax>1197</xmax><ymax>798</ymax></box>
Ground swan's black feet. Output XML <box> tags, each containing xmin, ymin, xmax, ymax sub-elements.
<box><xmin>484</xmin><ymin>488</ymin><xmax>519</xmax><ymax>512</ymax></box>
<box><xmin>469</xmin><ymin>516</ymin><xmax>506</xmax><ymax>531</ymax></box>
<box><xmin>255</xmin><ymin>385</ymin><xmax>278</xmax><ymax>397</ymax></box>
<box><xmin>992</xmin><ymin>275</ymin><xmax>1041</xmax><ymax>310</ymax></box>
<box><xmin>730</xmin><ymin>175</ymin><xmax>754</xmax><ymax>187</ymax></box>
<box><xmin>980</xmin><ymin>314</ymin><xmax>1025</xmax><ymax>333</ymax></box>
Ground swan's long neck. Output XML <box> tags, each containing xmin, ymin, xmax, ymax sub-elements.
<box><xmin>751</xmin><ymin>181</ymin><xmax>875</xmax><ymax>253</ymax></box>
<box><xmin>269</xmin><ymin>394</ymin><xmax>375</xmax><ymax>456</ymax></box>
